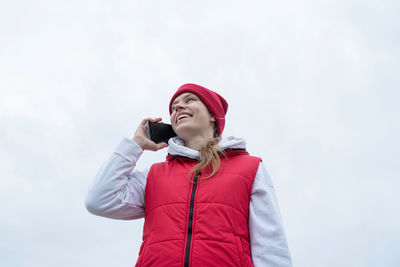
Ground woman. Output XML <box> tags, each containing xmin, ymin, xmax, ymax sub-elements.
<box><xmin>85</xmin><ymin>83</ymin><xmax>292</xmax><ymax>267</ymax></box>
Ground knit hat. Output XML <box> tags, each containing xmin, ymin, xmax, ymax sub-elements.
<box><xmin>169</xmin><ymin>83</ymin><xmax>228</xmax><ymax>136</ymax></box>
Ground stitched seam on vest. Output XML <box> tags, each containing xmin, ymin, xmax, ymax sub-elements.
<box><xmin>192</xmin><ymin>238</ymin><xmax>236</xmax><ymax>245</ymax></box>
<box><xmin>146</xmin><ymin>202</ymin><xmax>186</xmax><ymax>216</ymax></box>
<box><xmin>146</xmin><ymin>202</ymin><xmax>247</xmax><ymax>218</ymax></box>
<box><xmin>196</xmin><ymin>201</ymin><xmax>247</xmax><ymax>218</ymax></box>
<box><xmin>147</xmin><ymin>238</ymin><xmax>183</xmax><ymax>246</ymax></box>
<box><xmin>218</xmin><ymin>171</ymin><xmax>257</xmax><ymax>182</ymax></box>
<box><xmin>147</xmin><ymin>238</ymin><xmax>238</xmax><ymax>246</ymax></box>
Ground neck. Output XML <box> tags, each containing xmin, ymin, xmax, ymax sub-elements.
<box><xmin>183</xmin><ymin>132</ymin><xmax>215</xmax><ymax>151</ymax></box>
<box><xmin>184</xmin><ymin>136</ymin><xmax>210</xmax><ymax>151</ymax></box>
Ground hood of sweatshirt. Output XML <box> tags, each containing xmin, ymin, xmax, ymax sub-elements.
<box><xmin>167</xmin><ymin>136</ymin><xmax>247</xmax><ymax>161</ymax></box>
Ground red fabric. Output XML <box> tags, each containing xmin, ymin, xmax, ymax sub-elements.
<box><xmin>169</xmin><ymin>83</ymin><xmax>228</xmax><ymax>136</ymax></box>
<box><xmin>134</xmin><ymin>150</ymin><xmax>261</xmax><ymax>267</ymax></box>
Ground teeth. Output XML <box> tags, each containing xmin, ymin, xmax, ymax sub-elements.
<box><xmin>177</xmin><ymin>114</ymin><xmax>190</xmax><ymax>121</ymax></box>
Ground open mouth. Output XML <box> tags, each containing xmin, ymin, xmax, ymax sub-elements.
<box><xmin>176</xmin><ymin>113</ymin><xmax>192</xmax><ymax>123</ymax></box>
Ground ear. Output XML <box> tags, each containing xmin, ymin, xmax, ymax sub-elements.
<box><xmin>210</xmin><ymin>116</ymin><xmax>216</xmax><ymax>122</ymax></box>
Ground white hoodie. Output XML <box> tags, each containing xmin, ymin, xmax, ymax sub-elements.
<box><xmin>85</xmin><ymin>136</ymin><xmax>293</xmax><ymax>267</ymax></box>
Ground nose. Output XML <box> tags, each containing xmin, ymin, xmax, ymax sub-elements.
<box><xmin>173</xmin><ymin>102</ymin><xmax>185</xmax><ymax>113</ymax></box>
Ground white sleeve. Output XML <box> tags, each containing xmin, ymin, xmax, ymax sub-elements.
<box><xmin>249</xmin><ymin>161</ymin><xmax>293</xmax><ymax>267</ymax></box>
<box><xmin>84</xmin><ymin>137</ymin><xmax>149</xmax><ymax>220</ymax></box>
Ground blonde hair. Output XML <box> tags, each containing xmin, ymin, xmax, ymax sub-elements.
<box><xmin>188</xmin><ymin>128</ymin><xmax>227</xmax><ymax>183</ymax></box>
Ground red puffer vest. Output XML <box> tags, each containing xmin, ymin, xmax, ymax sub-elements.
<box><xmin>134</xmin><ymin>149</ymin><xmax>262</xmax><ymax>267</ymax></box>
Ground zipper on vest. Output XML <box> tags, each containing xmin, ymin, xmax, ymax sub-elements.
<box><xmin>184</xmin><ymin>170</ymin><xmax>200</xmax><ymax>267</ymax></box>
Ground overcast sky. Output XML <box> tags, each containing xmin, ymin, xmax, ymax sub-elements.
<box><xmin>1</xmin><ymin>1</ymin><xmax>399</xmax><ymax>266</ymax></box>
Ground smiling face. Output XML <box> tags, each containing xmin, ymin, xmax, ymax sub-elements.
<box><xmin>170</xmin><ymin>92</ymin><xmax>216</xmax><ymax>141</ymax></box>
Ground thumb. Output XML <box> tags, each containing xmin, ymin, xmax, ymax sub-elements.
<box><xmin>156</xmin><ymin>142</ymin><xmax>169</xmax><ymax>150</ymax></box>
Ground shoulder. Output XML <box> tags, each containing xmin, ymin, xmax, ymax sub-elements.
<box><xmin>149</xmin><ymin>160</ymin><xmax>169</xmax><ymax>169</ymax></box>
<box><xmin>230</xmin><ymin>150</ymin><xmax>262</xmax><ymax>163</ymax></box>
<box><xmin>220</xmin><ymin>135</ymin><xmax>262</xmax><ymax>161</ymax></box>
<box><xmin>234</xmin><ymin>154</ymin><xmax>262</xmax><ymax>166</ymax></box>
<box><xmin>221</xmin><ymin>153</ymin><xmax>262</xmax><ymax>182</ymax></box>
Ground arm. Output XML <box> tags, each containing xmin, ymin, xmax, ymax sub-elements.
<box><xmin>84</xmin><ymin>137</ymin><xmax>148</xmax><ymax>220</ymax></box>
<box><xmin>249</xmin><ymin>161</ymin><xmax>293</xmax><ymax>266</ymax></box>
<box><xmin>84</xmin><ymin>117</ymin><xmax>169</xmax><ymax>220</ymax></box>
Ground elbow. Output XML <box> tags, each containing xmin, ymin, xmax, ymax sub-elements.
<box><xmin>84</xmin><ymin>192</ymin><xmax>104</xmax><ymax>216</ymax></box>
<box><xmin>84</xmin><ymin>190</ymin><xmax>123</xmax><ymax>218</ymax></box>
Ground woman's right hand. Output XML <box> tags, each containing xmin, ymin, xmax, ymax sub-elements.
<box><xmin>132</xmin><ymin>117</ymin><xmax>169</xmax><ymax>151</ymax></box>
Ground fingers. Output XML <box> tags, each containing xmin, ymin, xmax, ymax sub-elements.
<box><xmin>142</xmin><ymin>117</ymin><xmax>162</xmax><ymax>123</ymax></box>
<box><xmin>149</xmin><ymin>141</ymin><xmax>168</xmax><ymax>151</ymax></box>
<box><xmin>141</xmin><ymin>118</ymin><xmax>150</xmax><ymax>126</ymax></box>
<box><xmin>157</xmin><ymin>142</ymin><xmax>169</xmax><ymax>150</ymax></box>
<box><xmin>136</xmin><ymin>117</ymin><xmax>168</xmax><ymax>151</ymax></box>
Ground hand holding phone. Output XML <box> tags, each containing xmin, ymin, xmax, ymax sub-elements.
<box><xmin>132</xmin><ymin>117</ymin><xmax>170</xmax><ymax>151</ymax></box>
<box><xmin>146</xmin><ymin>121</ymin><xmax>177</xmax><ymax>144</ymax></box>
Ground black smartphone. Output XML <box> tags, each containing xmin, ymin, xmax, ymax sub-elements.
<box><xmin>146</xmin><ymin>121</ymin><xmax>177</xmax><ymax>144</ymax></box>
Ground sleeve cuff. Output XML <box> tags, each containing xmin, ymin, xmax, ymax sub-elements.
<box><xmin>114</xmin><ymin>137</ymin><xmax>144</xmax><ymax>163</ymax></box>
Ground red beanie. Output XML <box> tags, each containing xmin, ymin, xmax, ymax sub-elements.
<box><xmin>169</xmin><ymin>83</ymin><xmax>228</xmax><ymax>136</ymax></box>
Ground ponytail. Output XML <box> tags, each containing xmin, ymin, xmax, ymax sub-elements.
<box><xmin>188</xmin><ymin>129</ymin><xmax>227</xmax><ymax>183</ymax></box>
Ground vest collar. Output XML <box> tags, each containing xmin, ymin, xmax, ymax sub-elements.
<box><xmin>167</xmin><ymin>136</ymin><xmax>247</xmax><ymax>161</ymax></box>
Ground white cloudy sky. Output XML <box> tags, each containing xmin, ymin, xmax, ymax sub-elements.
<box><xmin>1</xmin><ymin>1</ymin><xmax>399</xmax><ymax>266</ymax></box>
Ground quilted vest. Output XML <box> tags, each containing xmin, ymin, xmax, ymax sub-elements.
<box><xmin>134</xmin><ymin>149</ymin><xmax>262</xmax><ymax>267</ymax></box>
